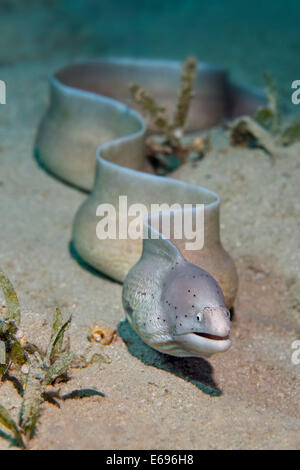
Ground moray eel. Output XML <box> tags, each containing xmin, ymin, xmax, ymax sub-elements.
<box><xmin>35</xmin><ymin>58</ymin><xmax>265</xmax><ymax>357</ymax></box>
<box><xmin>123</xmin><ymin>219</ymin><xmax>231</xmax><ymax>357</ymax></box>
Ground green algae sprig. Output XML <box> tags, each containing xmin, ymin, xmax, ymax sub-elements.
<box><xmin>0</xmin><ymin>269</ymin><xmax>104</xmax><ymax>448</ymax></box>
<box><xmin>129</xmin><ymin>56</ymin><xmax>206</xmax><ymax>173</ymax></box>
<box><xmin>231</xmin><ymin>72</ymin><xmax>300</xmax><ymax>155</ymax></box>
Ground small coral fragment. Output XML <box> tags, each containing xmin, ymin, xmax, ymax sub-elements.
<box><xmin>15</xmin><ymin>328</ymin><xmax>26</xmax><ymax>346</ymax></box>
<box><xmin>89</xmin><ymin>325</ymin><xmax>116</xmax><ymax>345</ymax></box>
<box><xmin>1</xmin><ymin>305</ymin><xmax>8</xmax><ymax>317</ymax></box>
<box><xmin>230</xmin><ymin>116</ymin><xmax>277</xmax><ymax>156</ymax></box>
<box><xmin>192</xmin><ymin>136</ymin><xmax>212</xmax><ymax>154</ymax></box>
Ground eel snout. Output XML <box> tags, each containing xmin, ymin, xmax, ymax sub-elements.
<box><xmin>198</xmin><ymin>305</ymin><xmax>231</xmax><ymax>339</ymax></box>
<box><xmin>160</xmin><ymin>261</ymin><xmax>232</xmax><ymax>357</ymax></box>
<box><xmin>173</xmin><ymin>305</ymin><xmax>231</xmax><ymax>357</ymax></box>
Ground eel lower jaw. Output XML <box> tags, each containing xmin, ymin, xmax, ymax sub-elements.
<box><xmin>193</xmin><ymin>332</ymin><xmax>230</xmax><ymax>341</ymax></box>
<box><xmin>174</xmin><ymin>332</ymin><xmax>231</xmax><ymax>357</ymax></box>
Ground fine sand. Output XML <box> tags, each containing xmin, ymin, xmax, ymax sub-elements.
<box><xmin>0</xmin><ymin>60</ymin><xmax>299</xmax><ymax>450</ymax></box>
<box><xmin>0</xmin><ymin>1</ymin><xmax>299</xmax><ymax>450</ymax></box>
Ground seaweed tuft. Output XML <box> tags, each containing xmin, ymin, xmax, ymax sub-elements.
<box><xmin>129</xmin><ymin>56</ymin><xmax>211</xmax><ymax>174</ymax></box>
<box><xmin>0</xmin><ymin>269</ymin><xmax>104</xmax><ymax>449</ymax></box>
<box><xmin>230</xmin><ymin>72</ymin><xmax>300</xmax><ymax>156</ymax></box>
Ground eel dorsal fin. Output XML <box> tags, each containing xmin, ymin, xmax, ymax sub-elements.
<box><xmin>141</xmin><ymin>212</ymin><xmax>184</xmax><ymax>267</ymax></box>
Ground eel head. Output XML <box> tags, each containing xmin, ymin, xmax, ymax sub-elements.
<box><xmin>161</xmin><ymin>261</ymin><xmax>231</xmax><ymax>357</ymax></box>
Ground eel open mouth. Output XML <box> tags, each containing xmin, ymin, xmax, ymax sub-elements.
<box><xmin>173</xmin><ymin>331</ymin><xmax>232</xmax><ymax>356</ymax></box>
<box><xmin>193</xmin><ymin>332</ymin><xmax>230</xmax><ymax>341</ymax></box>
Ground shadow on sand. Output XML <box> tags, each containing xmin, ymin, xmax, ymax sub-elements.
<box><xmin>69</xmin><ymin>241</ymin><xmax>121</xmax><ymax>284</ymax></box>
<box><xmin>0</xmin><ymin>429</ymin><xmax>20</xmax><ymax>449</ymax></box>
<box><xmin>34</xmin><ymin>148</ymin><xmax>89</xmax><ymax>194</ymax></box>
<box><xmin>118</xmin><ymin>319</ymin><xmax>222</xmax><ymax>397</ymax></box>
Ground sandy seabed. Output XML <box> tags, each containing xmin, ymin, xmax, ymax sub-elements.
<box><xmin>0</xmin><ymin>59</ymin><xmax>299</xmax><ymax>450</ymax></box>
<box><xmin>0</xmin><ymin>0</ymin><xmax>300</xmax><ymax>450</ymax></box>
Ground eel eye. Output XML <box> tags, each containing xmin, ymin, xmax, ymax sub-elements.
<box><xmin>196</xmin><ymin>313</ymin><xmax>202</xmax><ymax>321</ymax></box>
